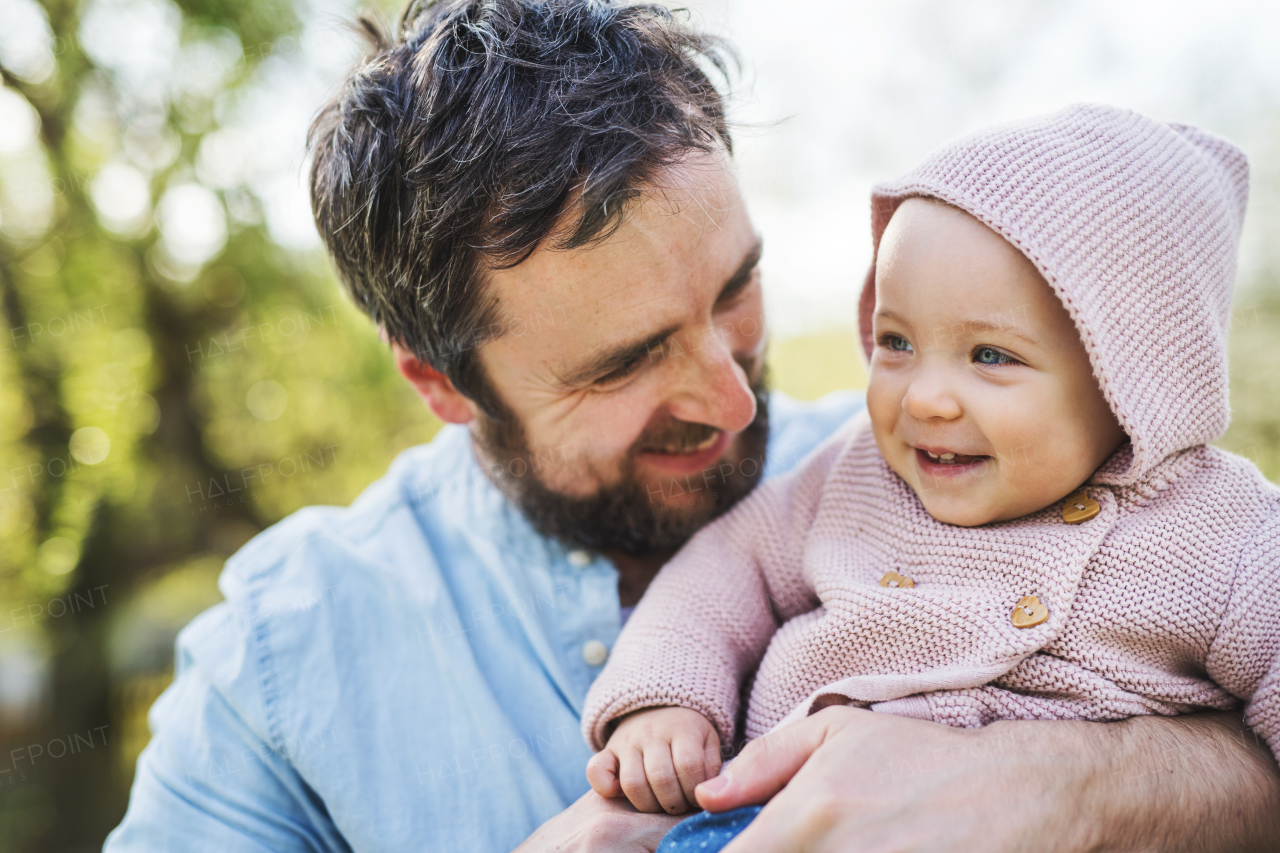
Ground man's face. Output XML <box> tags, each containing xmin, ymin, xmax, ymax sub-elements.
<box><xmin>473</xmin><ymin>151</ymin><xmax>769</xmax><ymax>555</ymax></box>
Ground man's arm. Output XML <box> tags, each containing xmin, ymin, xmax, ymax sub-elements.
<box><xmin>105</xmin><ymin>612</ymin><xmax>347</xmax><ymax>853</ymax></box>
<box><xmin>694</xmin><ymin>706</ymin><xmax>1280</xmax><ymax>853</ymax></box>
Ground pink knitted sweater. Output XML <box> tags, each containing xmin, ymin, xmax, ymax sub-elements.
<box><xmin>582</xmin><ymin>105</ymin><xmax>1280</xmax><ymax>763</ymax></box>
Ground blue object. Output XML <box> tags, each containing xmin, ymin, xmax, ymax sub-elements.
<box><xmin>658</xmin><ymin>805</ymin><xmax>764</xmax><ymax>852</ymax></box>
<box><xmin>105</xmin><ymin>391</ymin><xmax>864</xmax><ymax>853</ymax></box>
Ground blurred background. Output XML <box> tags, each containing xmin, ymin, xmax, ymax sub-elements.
<box><xmin>0</xmin><ymin>0</ymin><xmax>1277</xmax><ymax>848</ymax></box>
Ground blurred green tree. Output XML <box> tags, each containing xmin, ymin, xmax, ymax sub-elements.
<box><xmin>0</xmin><ymin>0</ymin><xmax>435</xmax><ymax>848</ymax></box>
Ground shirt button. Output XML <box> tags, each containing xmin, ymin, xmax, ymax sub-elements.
<box><xmin>1011</xmin><ymin>595</ymin><xmax>1049</xmax><ymax>628</ymax></box>
<box><xmin>581</xmin><ymin>639</ymin><xmax>609</xmax><ymax>666</ymax></box>
<box><xmin>568</xmin><ymin>550</ymin><xmax>592</xmax><ymax>568</ymax></box>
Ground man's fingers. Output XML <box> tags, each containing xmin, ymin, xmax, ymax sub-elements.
<box><xmin>586</xmin><ymin>749</ymin><xmax>622</xmax><ymax>799</ymax></box>
<box><xmin>618</xmin><ymin>747</ymin><xmax>663</xmax><ymax>813</ymax></box>
<box><xmin>696</xmin><ymin>712</ymin><xmax>831</xmax><ymax>812</ymax></box>
<box><xmin>643</xmin><ymin>744</ymin><xmax>691</xmax><ymax>814</ymax></box>
<box><xmin>671</xmin><ymin>729</ymin><xmax>718</xmax><ymax>807</ymax></box>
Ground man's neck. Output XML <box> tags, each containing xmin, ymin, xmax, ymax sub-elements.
<box><xmin>605</xmin><ymin>549</ymin><xmax>675</xmax><ymax>608</ymax></box>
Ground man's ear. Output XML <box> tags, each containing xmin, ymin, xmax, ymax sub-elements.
<box><xmin>391</xmin><ymin>342</ymin><xmax>476</xmax><ymax>425</ymax></box>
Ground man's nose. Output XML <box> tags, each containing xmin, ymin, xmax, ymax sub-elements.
<box><xmin>661</xmin><ymin>323</ymin><xmax>757</xmax><ymax>433</ymax></box>
<box><xmin>901</xmin><ymin>369</ymin><xmax>963</xmax><ymax>422</ymax></box>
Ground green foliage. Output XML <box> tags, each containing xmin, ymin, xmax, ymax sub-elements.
<box><xmin>768</xmin><ymin>330</ymin><xmax>868</xmax><ymax>401</ymax></box>
<box><xmin>0</xmin><ymin>1</ymin><xmax>436</xmax><ymax>848</ymax></box>
<box><xmin>1218</xmin><ymin>284</ymin><xmax>1280</xmax><ymax>483</ymax></box>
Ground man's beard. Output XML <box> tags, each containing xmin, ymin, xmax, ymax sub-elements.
<box><xmin>475</xmin><ymin>373</ymin><xmax>771</xmax><ymax>557</ymax></box>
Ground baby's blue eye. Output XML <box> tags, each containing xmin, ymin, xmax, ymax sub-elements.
<box><xmin>884</xmin><ymin>335</ymin><xmax>912</xmax><ymax>353</ymax></box>
<box><xmin>974</xmin><ymin>346</ymin><xmax>1012</xmax><ymax>365</ymax></box>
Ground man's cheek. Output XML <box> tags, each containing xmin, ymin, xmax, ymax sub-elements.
<box><xmin>525</xmin><ymin>443</ymin><xmax>600</xmax><ymax>495</ymax></box>
<box><xmin>531</xmin><ymin>427</ymin><xmax>635</xmax><ymax>494</ymax></box>
<box><xmin>520</xmin><ymin>417</ymin><xmax>595</xmax><ymax>480</ymax></box>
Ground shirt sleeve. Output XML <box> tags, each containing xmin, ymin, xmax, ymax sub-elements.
<box><xmin>104</xmin><ymin>606</ymin><xmax>351</xmax><ymax>853</ymax></box>
<box><xmin>1206</xmin><ymin>505</ymin><xmax>1280</xmax><ymax>763</ymax></box>
<box><xmin>581</xmin><ymin>415</ymin><xmax>863</xmax><ymax>750</ymax></box>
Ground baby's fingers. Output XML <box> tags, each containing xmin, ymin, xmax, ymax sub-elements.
<box><xmin>643</xmin><ymin>744</ymin><xmax>691</xmax><ymax>815</ymax></box>
<box><xmin>672</xmin><ymin>728</ymin><xmax>721</xmax><ymax>807</ymax></box>
<box><xmin>618</xmin><ymin>746</ymin><xmax>663</xmax><ymax>813</ymax></box>
<box><xmin>586</xmin><ymin>749</ymin><xmax>621</xmax><ymax>799</ymax></box>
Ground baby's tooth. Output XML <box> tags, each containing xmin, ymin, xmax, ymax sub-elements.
<box><xmin>940</xmin><ymin>453</ymin><xmax>955</xmax><ymax>461</ymax></box>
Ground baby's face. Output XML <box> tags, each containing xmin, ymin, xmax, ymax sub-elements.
<box><xmin>867</xmin><ymin>198</ymin><xmax>1126</xmax><ymax>527</ymax></box>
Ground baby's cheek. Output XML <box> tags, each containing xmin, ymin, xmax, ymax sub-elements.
<box><xmin>999</xmin><ymin>437</ymin><xmax>1082</xmax><ymax>511</ymax></box>
<box><xmin>865</xmin><ymin>370</ymin><xmax>899</xmax><ymax>435</ymax></box>
<box><xmin>867</xmin><ymin>391</ymin><xmax>906</xmax><ymax>468</ymax></box>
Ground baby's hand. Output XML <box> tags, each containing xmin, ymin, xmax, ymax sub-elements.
<box><xmin>586</xmin><ymin>706</ymin><xmax>722</xmax><ymax>814</ymax></box>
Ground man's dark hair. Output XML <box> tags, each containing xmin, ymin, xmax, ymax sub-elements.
<box><xmin>308</xmin><ymin>0</ymin><xmax>734</xmax><ymax>414</ymax></box>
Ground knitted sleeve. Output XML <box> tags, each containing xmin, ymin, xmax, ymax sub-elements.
<box><xmin>1206</xmin><ymin>506</ymin><xmax>1280</xmax><ymax>763</ymax></box>
<box><xmin>580</xmin><ymin>417</ymin><xmax>861</xmax><ymax>751</ymax></box>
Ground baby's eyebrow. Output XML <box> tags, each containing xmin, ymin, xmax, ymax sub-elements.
<box><xmin>954</xmin><ymin>319</ymin><xmax>1038</xmax><ymax>347</ymax></box>
<box><xmin>876</xmin><ymin>310</ymin><xmax>1040</xmax><ymax>348</ymax></box>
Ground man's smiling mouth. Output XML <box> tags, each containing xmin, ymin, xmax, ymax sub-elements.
<box><xmin>639</xmin><ymin>429</ymin><xmax>733</xmax><ymax>475</ymax></box>
<box><xmin>645</xmin><ymin>431</ymin><xmax>722</xmax><ymax>455</ymax></box>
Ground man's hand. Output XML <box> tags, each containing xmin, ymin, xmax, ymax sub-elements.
<box><xmin>511</xmin><ymin>790</ymin><xmax>682</xmax><ymax>853</ymax></box>
<box><xmin>586</xmin><ymin>706</ymin><xmax>722</xmax><ymax>814</ymax></box>
<box><xmin>694</xmin><ymin>706</ymin><xmax>1280</xmax><ymax>853</ymax></box>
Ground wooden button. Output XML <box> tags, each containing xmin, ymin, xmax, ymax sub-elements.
<box><xmin>879</xmin><ymin>571</ymin><xmax>914</xmax><ymax>589</ymax></box>
<box><xmin>1010</xmin><ymin>595</ymin><xmax>1049</xmax><ymax>628</ymax></box>
<box><xmin>1061</xmin><ymin>490</ymin><xmax>1100</xmax><ymax>524</ymax></box>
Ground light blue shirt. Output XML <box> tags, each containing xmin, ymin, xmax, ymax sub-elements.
<box><xmin>105</xmin><ymin>391</ymin><xmax>864</xmax><ymax>853</ymax></box>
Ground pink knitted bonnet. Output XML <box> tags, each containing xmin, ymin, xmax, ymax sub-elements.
<box><xmin>857</xmin><ymin>104</ymin><xmax>1249</xmax><ymax>485</ymax></box>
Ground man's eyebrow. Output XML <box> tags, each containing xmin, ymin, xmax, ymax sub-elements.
<box><xmin>716</xmin><ymin>239</ymin><xmax>763</xmax><ymax>304</ymax></box>
<box><xmin>557</xmin><ymin>324</ymin><xmax>681</xmax><ymax>388</ymax></box>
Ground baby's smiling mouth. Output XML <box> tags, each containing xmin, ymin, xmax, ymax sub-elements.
<box><xmin>921</xmin><ymin>449</ymin><xmax>983</xmax><ymax>465</ymax></box>
<box><xmin>914</xmin><ymin>446</ymin><xmax>989</xmax><ymax>472</ymax></box>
